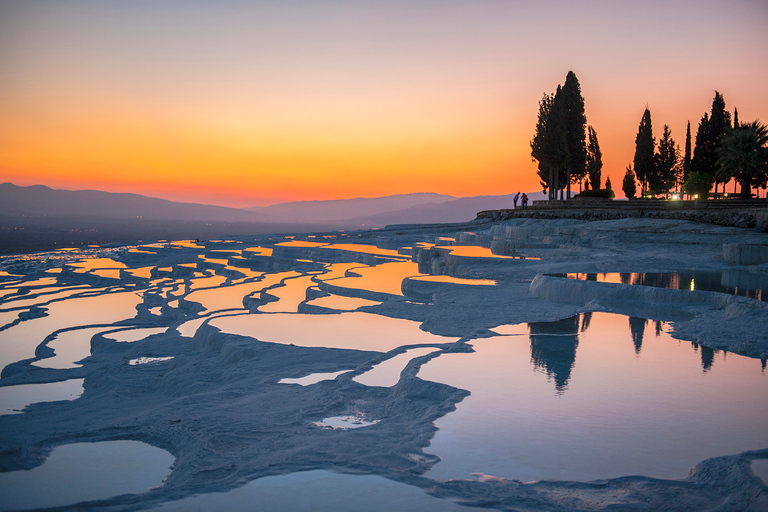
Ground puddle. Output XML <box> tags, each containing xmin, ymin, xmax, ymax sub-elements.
<box><xmin>1</xmin><ymin>286</ymin><xmax>96</xmax><ymax>310</ymax></box>
<box><xmin>150</xmin><ymin>470</ymin><xmax>475</xmax><ymax>512</ymax></box>
<box><xmin>354</xmin><ymin>348</ymin><xmax>438</xmax><ymax>387</ymax></box>
<box><xmin>312</xmin><ymin>263</ymin><xmax>367</xmax><ymax>281</ymax></box>
<box><xmin>127</xmin><ymin>266</ymin><xmax>155</xmax><ymax>279</ymax></box>
<box><xmin>243</xmin><ymin>246</ymin><xmax>273</xmax><ymax>256</ymax></box>
<box><xmin>321</xmin><ymin>243</ymin><xmax>405</xmax><ymax>259</ymax></box>
<box><xmin>313</xmin><ymin>415</ymin><xmax>380</xmax><ymax>430</ymax></box>
<box><xmin>553</xmin><ymin>271</ymin><xmax>768</xmax><ymax>301</ymax></box>
<box><xmin>210</xmin><ymin>312</ymin><xmax>452</xmax><ymax>352</ymax></box>
<box><xmin>129</xmin><ymin>357</ymin><xmax>174</xmax><ymax>365</ymax></box>
<box><xmin>419</xmin><ymin>312</ymin><xmax>768</xmax><ymax>482</ymax></box>
<box><xmin>189</xmin><ymin>275</ymin><xmax>227</xmax><ymax>291</ymax></box>
<box><xmin>279</xmin><ymin>370</ymin><xmax>349</xmax><ymax>386</ymax></box>
<box><xmin>0</xmin><ymin>441</ymin><xmax>174</xmax><ymax>511</ymax></box>
<box><xmin>258</xmin><ymin>275</ymin><xmax>316</xmax><ymax>313</ymax></box>
<box><xmin>34</xmin><ymin>327</ymin><xmax>106</xmax><ymax>369</ymax></box>
<box><xmin>186</xmin><ymin>273</ymin><xmax>297</xmax><ymax>312</ymax></box>
<box><xmin>68</xmin><ymin>258</ymin><xmax>128</xmax><ymax>273</ymax></box>
<box><xmin>304</xmin><ymin>295</ymin><xmax>380</xmax><ymax>311</ymax></box>
<box><xmin>324</xmin><ymin>261</ymin><xmax>422</xmax><ymax>297</ymax></box>
<box><xmin>409</xmin><ymin>275</ymin><xmax>497</xmax><ymax>286</ymax></box>
<box><xmin>0</xmin><ymin>379</ymin><xmax>84</xmax><ymax>415</ymax></box>
<box><xmin>104</xmin><ymin>328</ymin><xmax>167</xmax><ymax>343</ymax></box>
<box><xmin>439</xmin><ymin>246</ymin><xmax>539</xmax><ymax>260</ymax></box>
<box><xmin>91</xmin><ymin>269</ymin><xmax>122</xmax><ymax>279</ymax></box>
<box><xmin>0</xmin><ymin>291</ymin><xmax>142</xmax><ymax>373</ymax></box>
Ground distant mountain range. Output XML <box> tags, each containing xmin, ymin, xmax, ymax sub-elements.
<box><xmin>0</xmin><ymin>183</ymin><xmax>271</xmax><ymax>223</ymax></box>
<box><xmin>1</xmin><ymin>182</ymin><xmax>544</xmax><ymax>228</ymax></box>
<box><xmin>0</xmin><ymin>182</ymin><xmax>544</xmax><ymax>252</ymax></box>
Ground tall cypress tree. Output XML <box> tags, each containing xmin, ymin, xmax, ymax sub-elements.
<box><xmin>561</xmin><ymin>71</ymin><xmax>587</xmax><ymax>199</ymax></box>
<box><xmin>633</xmin><ymin>108</ymin><xmax>655</xmax><ymax>196</ymax></box>
<box><xmin>531</xmin><ymin>88</ymin><xmax>569</xmax><ymax>199</ymax></box>
<box><xmin>708</xmin><ymin>91</ymin><xmax>732</xmax><ymax>193</ymax></box>
<box><xmin>682</xmin><ymin>121</ymin><xmax>692</xmax><ymax>189</ymax></box>
<box><xmin>586</xmin><ymin>126</ymin><xmax>602</xmax><ymax>189</ymax></box>
<box><xmin>733</xmin><ymin>108</ymin><xmax>739</xmax><ymax>129</ymax></box>
<box><xmin>653</xmin><ymin>125</ymin><xmax>679</xmax><ymax>195</ymax></box>
<box><xmin>691</xmin><ymin>113</ymin><xmax>711</xmax><ymax>178</ymax></box>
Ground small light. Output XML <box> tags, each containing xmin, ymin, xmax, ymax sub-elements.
<box><xmin>694</xmin><ymin>194</ymin><xmax>698</xmax><ymax>199</ymax></box>
<box><xmin>672</xmin><ymin>194</ymin><xmax>678</xmax><ymax>200</ymax></box>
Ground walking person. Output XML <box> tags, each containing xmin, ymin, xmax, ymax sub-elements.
<box><xmin>513</xmin><ymin>191</ymin><xmax>520</xmax><ymax>209</ymax></box>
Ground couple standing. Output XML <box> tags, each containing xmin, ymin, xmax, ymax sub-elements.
<box><xmin>513</xmin><ymin>191</ymin><xmax>528</xmax><ymax>209</ymax></box>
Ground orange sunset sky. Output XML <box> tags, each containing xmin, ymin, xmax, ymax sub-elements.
<box><xmin>1</xmin><ymin>1</ymin><xmax>767</xmax><ymax>207</ymax></box>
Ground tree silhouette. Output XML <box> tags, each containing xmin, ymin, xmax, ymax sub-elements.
<box><xmin>628</xmin><ymin>317</ymin><xmax>647</xmax><ymax>354</ymax></box>
<box><xmin>716</xmin><ymin>121</ymin><xmax>768</xmax><ymax>198</ymax></box>
<box><xmin>623</xmin><ymin>164</ymin><xmax>637</xmax><ymax>199</ymax></box>
<box><xmin>633</xmin><ymin>108</ymin><xmax>655</xmax><ymax>196</ymax></box>
<box><xmin>528</xmin><ymin>315</ymin><xmax>580</xmax><ymax>393</ymax></box>
<box><xmin>682</xmin><ymin>121</ymin><xmax>692</xmax><ymax>195</ymax></box>
<box><xmin>653</xmin><ymin>125</ymin><xmax>680</xmax><ymax>195</ymax></box>
<box><xmin>531</xmin><ymin>88</ymin><xmax>569</xmax><ymax>199</ymax></box>
<box><xmin>531</xmin><ymin>71</ymin><xmax>587</xmax><ymax>200</ymax></box>
<box><xmin>586</xmin><ymin>126</ymin><xmax>602</xmax><ymax>190</ymax></box>
<box><xmin>709</xmin><ymin>91</ymin><xmax>732</xmax><ymax>193</ymax></box>
<box><xmin>562</xmin><ymin>71</ymin><xmax>587</xmax><ymax>199</ymax></box>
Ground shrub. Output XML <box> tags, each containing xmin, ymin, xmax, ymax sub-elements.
<box><xmin>574</xmin><ymin>188</ymin><xmax>615</xmax><ymax>199</ymax></box>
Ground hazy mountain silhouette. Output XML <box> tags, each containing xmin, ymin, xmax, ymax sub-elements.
<box><xmin>247</xmin><ymin>193</ymin><xmax>456</xmax><ymax>223</ymax></box>
<box><xmin>339</xmin><ymin>192</ymin><xmax>548</xmax><ymax>226</ymax></box>
<box><xmin>0</xmin><ymin>183</ymin><xmax>541</xmax><ymax>252</ymax></box>
<box><xmin>0</xmin><ymin>183</ymin><xmax>272</xmax><ymax>223</ymax></box>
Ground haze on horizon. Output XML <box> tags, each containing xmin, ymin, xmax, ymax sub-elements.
<box><xmin>1</xmin><ymin>0</ymin><xmax>766</xmax><ymax>208</ymax></box>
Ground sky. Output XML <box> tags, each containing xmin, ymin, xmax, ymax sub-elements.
<box><xmin>1</xmin><ymin>0</ymin><xmax>767</xmax><ymax>207</ymax></box>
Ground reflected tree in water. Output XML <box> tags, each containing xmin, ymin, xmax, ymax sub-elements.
<box><xmin>628</xmin><ymin>317</ymin><xmax>647</xmax><ymax>354</ymax></box>
<box><xmin>528</xmin><ymin>315</ymin><xmax>580</xmax><ymax>393</ymax></box>
<box><xmin>580</xmin><ymin>311</ymin><xmax>592</xmax><ymax>332</ymax></box>
<box><xmin>700</xmin><ymin>345</ymin><xmax>716</xmax><ymax>372</ymax></box>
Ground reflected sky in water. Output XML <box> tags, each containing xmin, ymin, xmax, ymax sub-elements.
<box><xmin>419</xmin><ymin>312</ymin><xmax>768</xmax><ymax>482</ymax></box>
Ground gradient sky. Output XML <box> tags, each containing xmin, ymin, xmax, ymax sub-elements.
<box><xmin>1</xmin><ymin>0</ymin><xmax>767</xmax><ymax>207</ymax></box>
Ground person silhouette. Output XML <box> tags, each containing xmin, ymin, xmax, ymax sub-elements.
<box><xmin>521</xmin><ymin>193</ymin><xmax>528</xmax><ymax>209</ymax></box>
<box><xmin>513</xmin><ymin>191</ymin><xmax>520</xmax><ymax>209</ymax></box>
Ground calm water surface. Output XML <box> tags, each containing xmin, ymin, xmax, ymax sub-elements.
<box><xmin>419</xmin><ymin>312</ymin><xmax>768</xmax><ymax>482</ymax></box>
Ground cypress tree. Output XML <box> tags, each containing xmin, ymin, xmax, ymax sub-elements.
<box><xmin>531</xmin><ymin>88</ymin><xmax>569</xmax><ymax>199</ymax></box>
<box><xmin>708</xmin><ymin>91</ymin><xmax>732</xmax><ymax>192</ymax></box>
<box><xmin>691</xmin><ymin>113</ymin><xmax>710</xmax><ymax>176</ymax></box>
<box><xmin>586</xmin><ymin>126</ymin><xmax>602</xmax><ymax>190</ymax></box>
<box><xmin>733</xmin><ymin>108</ymin><xmax>739</xmax><ymax>129</ymax></box>
<box><xmin>561</xmin><ymin>71</ymin><xmax>587</xmax><ymax>200</ymax></box>
<box><xmin>633</xmin><ymin>108</ymin><xmax>655</xmax><ymax>196</ymax></box>
<box><xmin>682</xmin><ymin>121</ymin><xmax>692</xmax><ymax>189</ymax></box>
<box><xmin>653</xmin><ymin>125</ymin><xmax>679</xmax><ymax>195</ymax></box>
<box><xmin>622</xmin><ymin>164</ymin><xmax>637</xmax><ymax>199</ymax></box>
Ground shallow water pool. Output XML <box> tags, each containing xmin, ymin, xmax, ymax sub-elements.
<box><xmin>0</xmin><ymin>440</ymin><xmax>174</xmax><ymax>511</ymax></box>
<box><xmin>419</xmin><ymin>312</ymin><xmax>768</xmax><ymax>482</ymax></box>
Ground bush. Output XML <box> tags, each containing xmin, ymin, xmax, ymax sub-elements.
<box><xmin>574</xmin><ymin>188</ymin><xmax>615</xmax><ymax>199</ymax></box>
<box><xmin>683</xmin><ymin>171</ymin><xmax>715</xmax><ymax>200</ymax></box>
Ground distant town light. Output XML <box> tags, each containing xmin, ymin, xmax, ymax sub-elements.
<box><xmin>694</xmin><ymin>194</ymin><xmax>699</xmax><ymax>199</ymax></box>
<box><xmin>672</xmin><ymin>194</ymin><xmax>679</xmax><ymax>200</ymax></box>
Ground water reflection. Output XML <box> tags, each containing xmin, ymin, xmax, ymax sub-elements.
<box><xmin>419</xmin><ymin>312</ymin><xmax>768</xmax><ymax>482</ymax></box>
<box><xmin>556</xmin><ymin>271</ymin><xmax>767</xmax><ymax>301</ymax></box>
<box><xmin>628</xmin><ymin>317</ymin><xmax>647</xmax><ymax>354</ymax></box>
<box><xmin>528</xmin><ymin>316</ymin><xmax>580</xmax><ymax>393</ymax></box>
